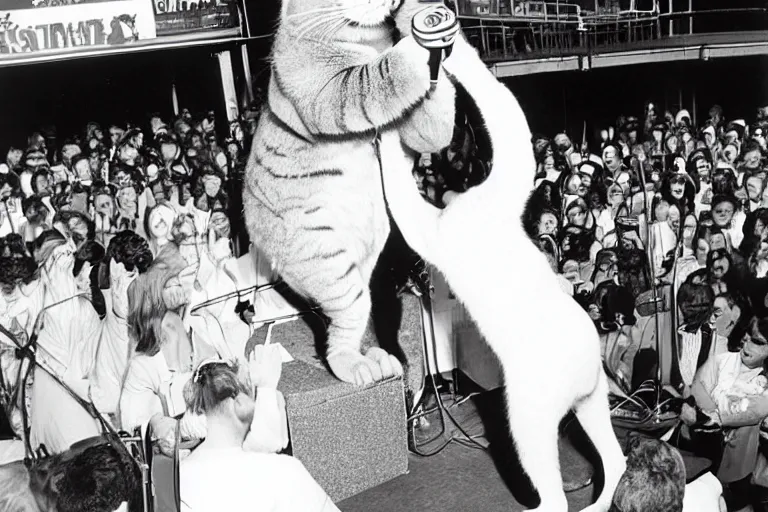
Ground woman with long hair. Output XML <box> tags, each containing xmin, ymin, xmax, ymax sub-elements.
<box><xmin>119</xmin><ymin>238</ymin><xmax>215</xmax><ymax>449</ymax></box>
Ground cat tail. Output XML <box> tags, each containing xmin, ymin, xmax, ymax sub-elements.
<box><xmin>442</xmin><ymin>36</ymin><xmax>537</xmax><ymax>218</ymax></box>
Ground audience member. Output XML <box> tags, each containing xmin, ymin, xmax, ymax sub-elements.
<box><xmin>180</xmin><ymin>348</ymin><xmax>339</xmax><ymax>512</ymax></box>
<box><xmin>610</xmin><ymin>436</ymin><xmax>725</xmax><ymax>512</ymax></box>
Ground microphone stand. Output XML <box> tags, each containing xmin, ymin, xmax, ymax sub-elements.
<box><xmin>636</xmin><ymin>157</ymin><xmax>665</xmax><ymax>414</ymax></box>
<box><xmin>188</xmin><ymin>281</ymin><xmax>285</xmax><ymax>316</ymax></box>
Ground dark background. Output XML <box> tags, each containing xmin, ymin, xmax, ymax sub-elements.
<box><xmin>506</xmin><ymin>55</ymin><xmax>768</xmax><ymax>146</ymax></box>
<box><xmin>0</xmin><ymin>0</ymin><xmax>765</xmax><ymax>153</ymax></box>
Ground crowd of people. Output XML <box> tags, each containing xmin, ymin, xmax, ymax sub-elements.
<box><xmin>0</xmin><ymin>104</ymin><xmax>345</xmax><ymax>510</ymax></box>
<box><xmin>4</xmin><ymin>79</ymin><xmax>768</xmax><ymax>510</ymax></box>
<box><xmin>513</xmin><ymin>101</ymin><xmax>768</xmax><ymax>511</ymax></box>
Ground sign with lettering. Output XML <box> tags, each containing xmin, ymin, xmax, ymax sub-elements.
<box><xmin>151</xmin><ymin>0</ymin><xmax>238</xmax><ymax>37</ymax></box>
<box><xmin>0</xmin><ymin>0</ymin><xmax>156</xmax><ymax>58</ymax></box>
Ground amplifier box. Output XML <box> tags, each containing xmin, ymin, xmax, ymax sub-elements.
<box><xmin>277</xmin><ymin>359</ymin><xmax>408</xmax><ymax>502</ymax></box>
<box><xmin>246</xmin><ymin>290</ymin><xmax>420</xmax><ymax>501</ymax></box>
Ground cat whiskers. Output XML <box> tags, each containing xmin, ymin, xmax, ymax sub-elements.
<box><xmin>313</xmin><ymin>17</ymin><xmax>351</xmax><ymax>42</ymax></box>
<box><xmin>285</xmin><ymin>5</ymin><xmax>347</xmax><ymax>20</ymax></box>
<box><xmin>294</xmin><ymin>13</ymin><xmax>346</xmax><ymax>41</ymax></box>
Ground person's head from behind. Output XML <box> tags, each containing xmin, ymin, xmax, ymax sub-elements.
<box><xmin>104</xmin><ymin>231</ymin><xmax>153</xmax><ymax>318</ymax></box>
<box><xmin>610</xmin><ymin>437</ymin><xmax>685</xmax><ymax>512</ymax></box>
<box><xmin>24</xmin><ymin>436</ymin><xmax>142</xmax><ymax>512</ymax></box>
<box><xmin>185</xmin><ymin>360</ymin><xmax>254</xmax><ymax>442</ymax></box>
<box><xmin>105</xmin><ymin>231</ymin><xmax>153</xmax><ymax>282</ymax></box>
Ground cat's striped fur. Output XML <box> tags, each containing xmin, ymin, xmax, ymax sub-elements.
<box><xmin>243</xmin><ymin>0</ymin><xmax>456</xmax><ymax>384</ymax></box>
<box><xmin>378</xmin><ymin>36</ymin><xmax>626</xmax><ymax>511</ymax></box>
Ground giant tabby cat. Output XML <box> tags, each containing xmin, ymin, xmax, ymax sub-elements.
<box><xmin>378</xmin><ymin>36</ymin><xmax>627</xmax><ymax>512</ymax></box>
<box><xmin>243</xmin><ymin>0</ymin><xmax>457</xmax><ymax>385</ymax></box>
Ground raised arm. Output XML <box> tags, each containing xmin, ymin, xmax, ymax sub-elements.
<box><xmin>243</xmin><ymin>388</ymin><xmax>289</xmax><ymax>454</ymax></box>
<box><xmin>271</xmin><ymin>34</ymin><xmax>434</xmax><ymax>137</ymax></box>
<box><xmin>244</xmin><ymin>344</ymin><xmax>290</xmax><ymax>453</ymax></box>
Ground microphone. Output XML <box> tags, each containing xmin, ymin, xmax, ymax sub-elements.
<box><xmin>411</xmin><ymin>4</ymin><xmax>460</xmax><ymax>88</ymax></box>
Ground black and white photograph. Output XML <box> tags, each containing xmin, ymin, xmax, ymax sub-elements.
<box><xmin>0</xmin><ymin>0</ymin><xmax>767</xmax><ymax>511</ymax></box>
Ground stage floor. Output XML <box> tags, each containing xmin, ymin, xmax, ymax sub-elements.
<box><xmin>338</xmin><ymin>389</ymin><xmax>597</xmax><ymax>512</ymax></box>
<box><xmin>338</xmin><ymin>441</ymin><xmax>596</xmax><ymax>512</ymax></box>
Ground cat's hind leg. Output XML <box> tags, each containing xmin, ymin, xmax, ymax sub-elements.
<box><xmin>300</xmin><ymin>262</ymin><xmax>402</xmax><ymax>386</ymax></box>
<box><xmin>573</xmin><ymin>371</ymin><xmax>626</xmax><ymax>512</ymax></box>
<box><xmin>505</xmin><ymin>382</ymin><xmax>569</xmax><ymax>512</ymax></box>
<box><xmin>324</xmin><ymin>284</ymin><xmax>403</xmax><ymax>386</ymax></box>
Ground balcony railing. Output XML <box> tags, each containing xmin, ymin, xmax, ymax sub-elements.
<box><xmin>457</xmin><ymin>0</ymin><xmax>768</xmax><ymax>63</ymax></box>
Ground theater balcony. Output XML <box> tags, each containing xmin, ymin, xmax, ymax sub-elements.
<box><xmin>458</xmin><ymin>0</ymin><xmax>768</xmax><ymax>77</ymax></box>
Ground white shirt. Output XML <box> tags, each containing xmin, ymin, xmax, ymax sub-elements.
<box><xmin>29</xmin><ymin>276</ymin><xmax>103</xmax><ymax>453</ymax></box>
<box><xmin>683</xmin><ymin>472</ymin><xmax>724</xmax><ymax>512</ymax></box>
<box><xmin>119</xmin><ymin>351</ymin><xmax>171</xmax><ymax>433</ymax></box>
<box><xmin>118</xmin><ymin>350</ymin><xmax>206</xmax><ymax>438</ymax></box>
<box><xmin>181</xmin><ymin>448</ymin><xmax>340</xmax><ymax>512</ymax></box>
<box><xmin>89</xmin><ymin>293</ymin><xmax>131</xmax><ymax>415</ymax></box>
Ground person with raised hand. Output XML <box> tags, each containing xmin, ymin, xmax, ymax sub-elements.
<box><xmin>181</xmin><ymin>348</ymin><xmax>339</xmax><ymax>512</ymax></box>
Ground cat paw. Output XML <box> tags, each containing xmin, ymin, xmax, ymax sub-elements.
<box><xmin>365</xmin><ymin>346</ymin><xmax>404</xmax><ymax>379</ymax></box>
<box><xmin>398</xmin><ymin>77</ymin><xmax>456</xmax><ymax>153</ymax></box>
<box><xmin>327</xmin><ymin>348</ymin><xmax>403</xmax><ymax>387</ymax></box>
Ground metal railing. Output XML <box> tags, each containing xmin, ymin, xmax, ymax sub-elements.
<box><xmin>458</xmin><ymin>0</ymin><xmax>768</xmax><ymax>62</ymax></box>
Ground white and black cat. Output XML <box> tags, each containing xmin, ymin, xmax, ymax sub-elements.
<box><xmin>378</xmin><ymin>35</ymin><xmax>627</xmax><ymax>512</ymax></box>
